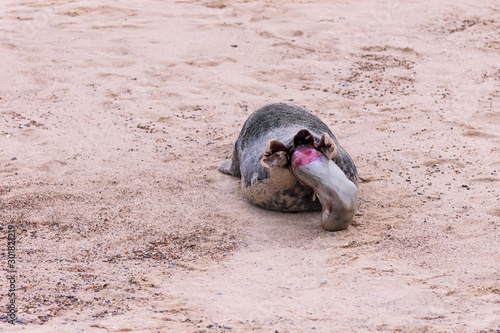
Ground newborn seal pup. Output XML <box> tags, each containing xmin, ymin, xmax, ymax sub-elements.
<box><xmin>218</xmin><ymin>103</ymin><xmax>359</xmax><ymax>231</ymax></box>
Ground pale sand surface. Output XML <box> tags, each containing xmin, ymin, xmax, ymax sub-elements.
<box><xmin>1</xmin><ymin>0</ymin><xmax>499</xmax><ymax>332</ymax></box>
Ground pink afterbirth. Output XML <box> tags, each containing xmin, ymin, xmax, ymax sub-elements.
<box><xmin>291</xmin><ymin>147</ymin><xmax>324</xmax><ymax>187</ymax></box>
<box><xmin>291</xmin><ymin>147</ymin><xmax>323</xmax><ymax>169</ymax></box>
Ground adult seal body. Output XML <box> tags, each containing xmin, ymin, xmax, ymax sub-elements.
<box><xmin>218</xmin><ymin>103</ymin><xmax>359</xmax><ymax>231</ymax></box>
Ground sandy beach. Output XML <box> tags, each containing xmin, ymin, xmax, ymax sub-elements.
<box><xmin>1</xmin><ymin>0</ymin><xmax>499</xmax><ymax>331</ymax></box>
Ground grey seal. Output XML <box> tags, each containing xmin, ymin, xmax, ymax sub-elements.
<box><xmin>219</xmin><ymin>103</ymin><xmax>359</xmax><ymax>231</ymax></box>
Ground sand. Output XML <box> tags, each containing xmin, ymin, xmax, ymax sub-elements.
<box><xmin>0</xmin><ymin>0</ymin><xmax>499</xmax><ymax>332</ymax></box>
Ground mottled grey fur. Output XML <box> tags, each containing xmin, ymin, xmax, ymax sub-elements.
<box><xmin>219</xmin><ymin>103</ymin><xmax>358</xmax><ymax>212</ymax></box>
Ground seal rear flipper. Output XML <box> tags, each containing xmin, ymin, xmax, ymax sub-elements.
<box><xmin>261</xmin><ymin>139</ymin><xmax>291</xmax><ymax>168</ymax></box>
<box><xmin>317</xmin><ymin>133</ymin><xmax>338</xmax><ymax>159</ymax></box>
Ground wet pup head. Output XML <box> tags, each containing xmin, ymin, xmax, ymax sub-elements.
<box><xmin>261</xmin><ymin>129</ymin><xmax>357</xmax><ymax>231</ymax></box>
